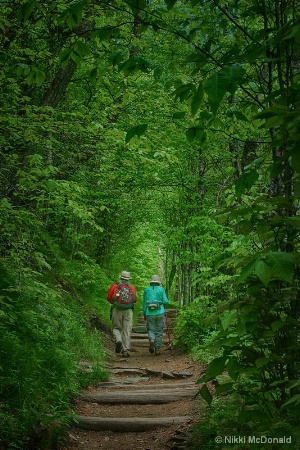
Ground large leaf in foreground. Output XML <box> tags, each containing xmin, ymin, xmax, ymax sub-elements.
<box><xmin>204</xmin><ymin>65</ymin><xmax>245</xmax><ymax>115</ymax></box>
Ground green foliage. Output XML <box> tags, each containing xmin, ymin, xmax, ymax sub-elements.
<box><xmin>197</xmin><ymin>240</ymin><xmax>300</xmax><ymax>438</ymax></box>
<box><xmin>0</xmin><ymin>267</ymin><xmax>108</xmax><ymax>448</ymax></box>
<box><xmin>203</xmin><ymin>66</ymin><xmax>245</xmax><ymax>115</ymax></box>
<box><xmin>235</xmin><ymin>169</ymin><xmax>259</xmax><ymax>198</ymax></box>
<box><xmin>190</xmin><ymin>330</ymin><xmax>223</xmax><ymax>365</ymax></box>
<box><xmin>186</xmin><ymin>397</ymin><xmax>242</xmax><ymax>449</ymax></box>
<box><xmin>1</xmin><ymin>0</ymin><xmax>300</xmax><ymax>446</ymax></box>
<box><xmin>154</xmin><ymin>0</ymin><xmax>300</xmax><ymax>443</ymax></box>
<box><xmin>186</xmin><ymin>396</ymin><xmax>299</xmax><ymax>450</ymax></box>
<box><xmin>173</xmin><ymin>305</ymin><xmax>208</xmax><ymax>350</ymax></box>
<box><xmin>125</xmin><ymin>123</ymin><xmax>148</xmax><ymax>143</ymax></box>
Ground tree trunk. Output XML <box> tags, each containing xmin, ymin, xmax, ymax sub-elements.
<box><xmin>41</xmin><ymin>20</ymin><xmax>94</xmax><ymax>108</ymax></box>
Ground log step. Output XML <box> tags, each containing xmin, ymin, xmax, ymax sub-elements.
<box><xmin>130</xmin><ymin>338</ymin><xmax>169</xmax><ymax>346</ymax></box>
<box><xmin>132</xmin><ymin>326</ymin><xmax>147</xmax><ymax>333</ymax></box>
<box><xmin>99</xmin><ymin>381</ymin><xmax>196</xmax><ymax>388</ymax></box>
<box><xmin>81</xmin><ymin>388</ymin><xmax>198</xmax><ymax>404</ymax></box>
<box><xmin>110</xmin><ymin>367</ymin><xmax>193</xmax><ymax>379</ymax></box>
<box><xmin>130</xmin><ymin>333</ymin><xmax>168</xmax><ymax>339</ymax></box>
<box><xmin>130</xmin><ymin>333</ymin><xmax>149</xmax><ymax>339</ymax></box>
<box><xmin>74</xmin><ymin>415</ymin><xmax>191</xmax><ymax>432</ymax></box>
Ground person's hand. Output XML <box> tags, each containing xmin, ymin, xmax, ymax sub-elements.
<box><xmin>144</xmin><ymin>316</ymin><xmax>147</xmax><ymax>323</ymax></box>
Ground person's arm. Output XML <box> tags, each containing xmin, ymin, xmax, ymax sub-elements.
<box><xmin>107</xmin><ymin>284</ymin><xmax>117</xmax><ymax>304</ymax></box>
<box><xmin>142</xmin><ymin>289</ymin><xmax>147</xmax><ymax>317</ymax></box>
<box><xmin>131</xmin><ymin>285</ymin><xmax>137</xmax><ymax>303</ymax></box>
<box><xmin>162</xmin><ymin>288</ymin><xmax>169</xmax><ymax>306</ymax></box>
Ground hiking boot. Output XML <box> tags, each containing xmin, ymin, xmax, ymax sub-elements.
<box><xmin>149</xmin><ymin>340</ymin><xmax>155</xmax><ymax>354</ymax></box>
<box><xmin>122</xmin><ymin>351</ymin><xmax>129</xmax><ymax>358</ymax></box>
<box><xmin>115</xmin><ymin>341</ymin><xmax>122</xmax><ymax>353</ymax></box>
<box><xmin>155</xmin><ymin>348</ymin><xmax>161</xmax><ymax>355</ymax></box>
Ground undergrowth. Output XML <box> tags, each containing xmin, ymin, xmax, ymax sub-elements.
<box><xmin>186</xmin><ymin>396</ymin><xmax>299</xmax><ymax>450</ymax></box>
<box><xmin>0</xmin><ymin>265</ymin><xmax>109</xmax><ymax>450</ymax></box>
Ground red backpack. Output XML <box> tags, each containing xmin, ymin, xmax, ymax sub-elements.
<box><xmin>113</xmin><ymin>283</ymin><xmax>135</xmax><ymax>309</ymax></box>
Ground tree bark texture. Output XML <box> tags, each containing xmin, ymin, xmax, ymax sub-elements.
<box><xmin>41</xmin><ymin>20</ymin><xmax>94</xmax><ymax>108</ymax></box>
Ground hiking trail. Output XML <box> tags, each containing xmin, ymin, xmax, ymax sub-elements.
<box><xmin>60</xmin><ymin>309</ymin><xmax>207</xmax><ymax>449</ymax></box>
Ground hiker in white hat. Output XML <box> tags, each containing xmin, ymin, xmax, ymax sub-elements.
<box><xmin>143</xmin><ymin>274</ymin><xmax>169</xmax><ymax>355</ymax></box>
<box><xmin>107</xmin><ymin>271</ymin><xmax>137</xmax><ymax>358</ymax></box>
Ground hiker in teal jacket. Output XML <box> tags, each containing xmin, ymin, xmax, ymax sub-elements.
<box><xmin>143</xmin><ymin>275</ymin><xmax>169</xmax><ymax>355</ymax></box>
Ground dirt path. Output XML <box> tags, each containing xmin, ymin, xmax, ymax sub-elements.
<box><xmin>60</xmin><ymin>310</ymin><xmax>206</xmax><ymax>450</ymax></box>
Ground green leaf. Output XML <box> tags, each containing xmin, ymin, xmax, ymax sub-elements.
<box><xmin>191</xmin><ymin>83</ymin><xmax>204</xmax><ymax>116</ymax></box>
<box><xmin>199</xmin><ymin>356</ymin><xmax>227</xmax><ymax>382</ymax></box>
<box><xmin>69</xmin><ymin>2</ymin><xmax>84</xmax><ymax>29</ymax></box>
<box><xmin>291</xmin><ymin>151</ymin><xmax>300</xmax><ymax>174</ymax></box>
<box><xmin>173</xmin><ymin>112</ymin><xmax>186</xmax><ymax>120</ymax></box>
<box><xmin>226</xmin><ymin>358</ymin><xmax>241</xmax><ymax>381</ymax></box>
<box><xmin>58</xmin><ymin>1</ymin><xmax>85</xmax><ymax>30</ymax></box>
<box><xmin>281</xmin><ymin>394</ymin><xmax>300</xmax><ymax>409</ymax></box>
<box><xmin>254</xmin><ymin>105</ymin><xmax>287</xmax><ymax>120</ymax></box>
<box><xmin>271</xmin><ymin>320</ymin><xmax>286</xmax><ymax>331</ymax></box>
<box><xmin>74</xmin><ymin>40</ymin><xmax>90</xmax><ymax>57</ymax></box>
<box><xmin>89</xmin><ymin>68</ymin><xmax>98</xmax><ymax>81</ymax></box>
<box><xmin>0</xmin><ymin>198</ymin><xmax>12</xmax><ymax>208</ymax></box>
<box><xmin>110</xmin><ymin>50</ymin><xmax>126</xmax><ymax>66</ymax></box>
<box><xmin>59</xmin><ymin>49</ymin><xmax>72</xmax><ymax>67</ymax></box>
<box><xmin>17</xmin><ymin>0</ymin><xmax>36</xmax><ymax>21</ymax></box>
<box><xmin>237</xmin><ymin>257</ymin><xmax>259</xmax><ymax>284</ymax></box>
<box><xmin>198</xmin><ymin>384</ymin><xmax>213</xmax><ymax>405</ymax></box>
<box><xmin>154</xmin><ymin>67</ymin><xmax>163</xmax><ymax>80</ymax></box>
<box><xmin>92</xmin><ymin>28</ymin><xmax>120</xmax><ymax>41</ymax></box>
<box><xmin>33</xmin><ymin>67</ymin><xmax>45</xmax><ymax>86</ymax></box>
<box><xmin>125</xmin><ymin>124</ymin><xmax>148</xmax><ymax>143</ymax></box>
<box><xmin>237</xmin><ymin>408</ymin><xmax>266</xmax><ymax>423</ymax></box>
<box><xmin>237</xmin><ymin>220</ymin><xmax>254</xmax><ymax>234</ymax></box>
<box><xmin>264</xmin><ymin>252</ymin><xmax>298</xmax><ymax>283</ymax></box>
<box><xmin>124</xmin><ymin>0</ymin><xmax>147</xmax><ymax>13</ymax></box>
<box><xmin>119</xmin><ymin>56</ymin><xmax>151</xmax><ymax>75</ymax></box>
<box><xmin>164</xmin><ymin>0</ymin><xmax>177</xmax><ymax>9</ymax></box>
<box><xmin>289</xmin><ymin>380</ymin><xmax>300</xmax><ymax>389</ymax></box>
<box><xmin>70</xmin><ymin>50</ymin><xmax>82</xmax><ymax>64</ymax></box>
<box><xmin>255</xmin><ymin>357</ymin><xmax>270</xmax><ymax>368</ymax></box>
<box><xmin>235</xmin><ymin>169</ymin><xmax>259</xmax><ymax>198</ymax></box>
<box><xmin>173</xmin><ymin>83</ymin><xmax>194</xmax><ymax>102</ymax></box>
<box><xmin>186</xmin><ymin>127</ymin><xmax>206</xmax><ymax>144</ymax></box>
<box><xmin>223</xmin><ymin>335</ymin><xmax>241</xmax><ymax>347</ymax></box>
<box><xmin>254</xmin><ymin>260</ymin><xmax>272</xmax><ymax>287</ymax></box>
<box><xmin>216</xmin><ymin>382</ymin><xmax>234</xmax><ymax>395</ymax></box>
<box><xmin>256</xmin><ymin>220</ymin><xmax>271</xmax><ymax>238</ymax></box>
<box><xmin>228</xmin><ymin>110</ymin><xmax>249</xmax><ymax>122</ymax></box>
<box><xmin>237</xmin><ymin>252</ymin><xmax>299</xmax><ymax>286</ymax></box>
<box><xmin>204</xmin><ymin>65</ymin><xmax>245</xmax><ymax>115</ymax></box>
<box><xmin>284</xmin><ymin>216</ymin><xmax>300</xmax><ymax>228</ymax></box>
<box><xmin>26</xmin><ymin>71</ymin><xmax>35</xmax><ymax>86</ymax></box>
<box><xmin>221</xmin><ymin>311</ymin><xmax>237</xmax><ymax>331</ymax></box>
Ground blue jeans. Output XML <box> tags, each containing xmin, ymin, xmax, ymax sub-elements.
<box><xmin>146</xmin><ymin>314</ymin><xmax>165</xmax><ymax>349</ymax></box>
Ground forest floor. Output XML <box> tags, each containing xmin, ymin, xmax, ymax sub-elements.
<box><xmin>59</xmin><ymin>316</ymin><xmax>209</xmax><ymax>450</ymax></box>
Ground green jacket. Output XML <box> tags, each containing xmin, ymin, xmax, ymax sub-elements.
<box><xmin>143</xmin><ymin>285</ymin><xmax>169</xmax><ymax>316</ymax></box>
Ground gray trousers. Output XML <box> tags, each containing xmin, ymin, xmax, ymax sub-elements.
<box><xmin>111</xmin><ymin>307</ymin><xmax>133</xmax><ymax>352</ymax></box>
<box><xmin>146</xmin><ymin>313</ymin><xmax>165</xmax><ymax>349</ymax></box>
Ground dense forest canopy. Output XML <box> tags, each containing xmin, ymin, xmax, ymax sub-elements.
<box><xmin>1</xmin><ymin>0</ymin><xmax>300</xmax><ymax>448</ymax></box>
